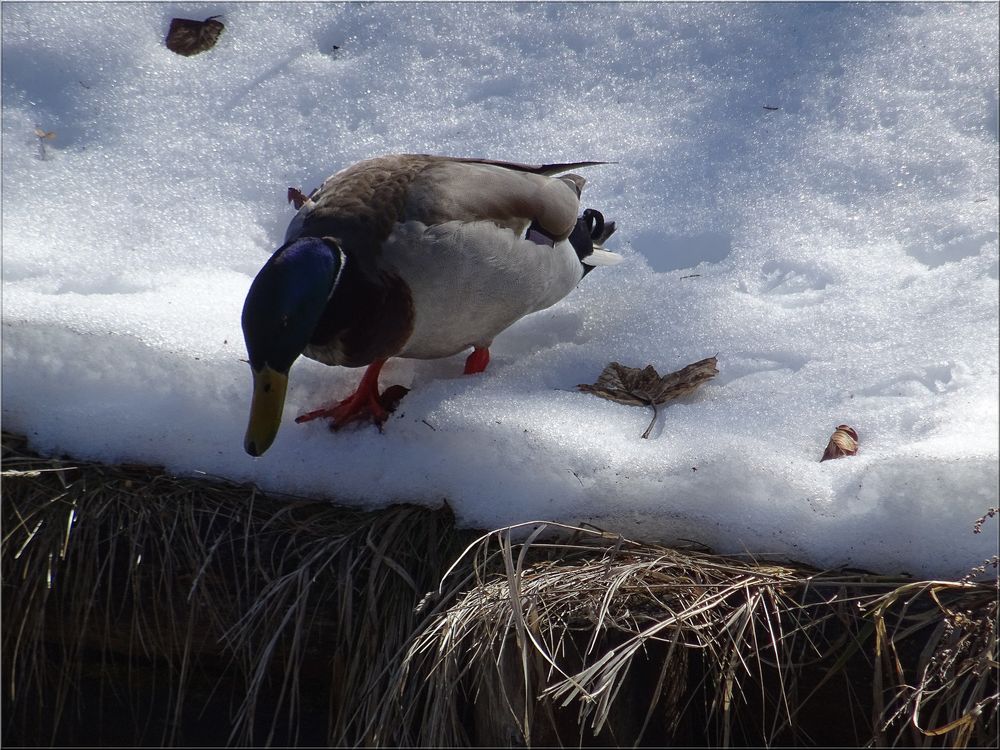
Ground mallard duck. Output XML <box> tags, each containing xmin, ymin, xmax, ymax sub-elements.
<box><xmin>242</xmin><ymin>154</ymin><xmax>621</xmax><ymax>456</ymax></box>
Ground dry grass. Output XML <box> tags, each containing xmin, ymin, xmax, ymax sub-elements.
<box><xmin>1</xmin><ymin>432</ymin><xmax>470</xmax><ymax>746</ymax></box>
<box><xmin>2</xmin><ymin>431</ymin><xmax>996</xmax><ymax>747</ymax></box>
<box><xmin>370</xmin><ymin>523</ymin><xmax>997</xmax><ymax>746</ymax></box>
<box><xmin>869</xmin><ymin>579</ymin><xmax>998</xmax><ymax>747</ymax></box>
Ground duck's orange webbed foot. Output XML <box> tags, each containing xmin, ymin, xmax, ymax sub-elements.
<box><xmin>295</xmin><ymin>360</ymin><xmax>407</xmax><ymax>431</ymax></box>
<box><xmin>463</xmin><ymin>346</ymin><xmax>490</xmax><ymax>375</ymax></box>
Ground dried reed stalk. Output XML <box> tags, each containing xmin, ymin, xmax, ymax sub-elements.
<box><xmin>2</xmin><ymin>432</ymin><xmax>995</xmax><ymax>747</ymax></box>
<box><xmin>369</xmin><ymin>523</ymin><xmax>997</xmax><ymax>747</ymax></box>
<box><xmin>1</xmin><ymin>432</ymin><xmax>468</xmax><ymax>746</ymax></box>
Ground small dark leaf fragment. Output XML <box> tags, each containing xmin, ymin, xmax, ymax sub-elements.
<box><xmin>379</xmin><ymin>385</ymin><xmax>410</xmax><ymax>414</ymax></box>
<box><xmin>165</xmin><ymin>16</ymin><xmax>224</xmax><ymax>57</ymax></box>
<box><xmin>578</xmin><ymin>357</ymin><xmax>719</xmax><ymax>438</ymax></box>
<box><xmin>34</xmin><ymin>126</ymin><xmax>56</xmax><ymax>160</ymax></box>
<box><xmin>820</xmin><ymin>424</ymin><xmax>859</xmax><ymax>462</ymax></box>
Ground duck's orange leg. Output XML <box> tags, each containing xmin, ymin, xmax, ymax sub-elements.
<box><xmin>463</xmin><ymin>346</ymin><xmax>490</xmax><ymax>375</ymax></box>
<box><xmin>295</xmin><ymin>359</ymin><xmax>392</xmax><ymax>430</ymax></box>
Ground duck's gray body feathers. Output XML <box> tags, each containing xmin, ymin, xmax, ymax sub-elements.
<box><xmin>286</xmin><ymin>154</ymin><xmax>613</xmax><ymax>367</ymax></box>
<box><xmin>383</xmin><ymin>219</ymin><xmax>584</xmax><ymax>359</ymax></box>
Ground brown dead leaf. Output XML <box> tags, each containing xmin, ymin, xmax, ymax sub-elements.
<box><xmin>33</xmin><ymin>128</ymin><xmax>56</xmax><ymax>140</ymax></box>
<box><xmin>578</xmin><ymin>357</ymin><xmax>719</xmax><ymax>438</ymax></box>
<box><xmin>165</xmin><ymin>16</ymin><xmax>225</xmax><ymax>57</ymax></box>
<box><xmin>820</xmin><ymin>424</ymin><xmax>859</xmax><ymax>462</ymax></box>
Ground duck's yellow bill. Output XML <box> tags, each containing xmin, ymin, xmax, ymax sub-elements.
<box><xmin>244</xmin><ymin>366</ymin><xmax>288</xmax><ymax>457</ymax></box>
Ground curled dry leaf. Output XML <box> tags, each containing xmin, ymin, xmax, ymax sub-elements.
<box><xmin>820</xmin><ymin>424</ymin><xmax>859</xmax><ymax>462</ymax></box>
<box><xmin>328</xmin><ymin>385</ymin><xmax>409</xmax><ymax>434</ymax></box>
<box><xmin>165</xmin><ymin>16</ymin><xmax>225</xmax><ymax>57</ymax></box>
<box><xmin>578</xmin><ymin>357</ymin><xmax>719</xmax><ymax>438</ymax></box>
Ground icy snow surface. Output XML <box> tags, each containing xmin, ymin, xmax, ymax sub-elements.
<box><xmin>2</xmin><ymin>2</ymin><xmax>998</xmax><ymax>578</ymax></box>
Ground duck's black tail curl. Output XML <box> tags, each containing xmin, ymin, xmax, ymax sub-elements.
<box><xmin>571</xmin><ymin>208</ymin><xmax>623</xmax><ymax>274</ymax></box>
<box><xmin>583</xmin><ymin>208</ymin><xmax>617</xmax><ymax>246</ymax></box>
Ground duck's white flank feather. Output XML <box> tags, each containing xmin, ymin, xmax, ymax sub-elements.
<box><xmin>382</xmin><ymin>220</ymin><xmax>584</xmax><ymax>359</ymax></box>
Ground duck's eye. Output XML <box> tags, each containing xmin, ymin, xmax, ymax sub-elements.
<box><xmin>583</xmin><ymin>209</ymin><xmax>604</xmax><ymax>240</ymax></box>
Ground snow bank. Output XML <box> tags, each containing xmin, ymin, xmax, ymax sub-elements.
<box><xmin>3</xmin><ymin>2</ymin><xmax>997</xmax><ymax>577</ymax></box>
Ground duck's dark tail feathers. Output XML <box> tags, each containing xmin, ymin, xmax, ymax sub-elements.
<box><xmin>583</xmin><ymin>208</ymin><xmax>617</xmax><ymax>246</ymax></box>
<box><xmin>570</xmin><ymin>208</ymin><xmax>623</xmax><ymax>272</ymax></box>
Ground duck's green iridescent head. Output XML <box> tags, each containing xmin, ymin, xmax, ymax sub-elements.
<box><xmin>241</xmin><ymin>236</ymin><xmax>343</xmax><ymax>457</ymax></box>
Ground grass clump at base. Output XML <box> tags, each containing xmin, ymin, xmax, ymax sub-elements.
<box><xmin>2</xmin><ymin>432</ymin><xmax>996</xmax><ymax>747</ymax></box>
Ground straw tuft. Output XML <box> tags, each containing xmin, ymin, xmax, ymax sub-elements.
<box><xmin>2</xmin><ymin>433</ymin><xmax>995</xmax><ymax>746</ymax></box>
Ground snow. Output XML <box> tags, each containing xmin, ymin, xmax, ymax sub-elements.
<box><xmin>2</xmin><ymin>2</ymin><xmax>997</xmax><ymax>578</ymax></box>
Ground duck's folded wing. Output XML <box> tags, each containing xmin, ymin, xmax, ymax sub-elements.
<box><xmin>402</xmin><ymin>158</ymin><xmax>599</xmax><ymax>241</ymax></box>
<box><xmin>443</xmin><ymin>156</ymin><xmax>608</xmax><ymax>177</ymax></box>
<box><xmin>288</xmin><ymin>154</ymin><xmax>608</xmax><ymax>255</ymax></box>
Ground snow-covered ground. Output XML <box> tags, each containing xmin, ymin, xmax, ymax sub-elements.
<box><xmin>2</xmin><ymin>2</ymin><xmax>997</xmax><ymax>578</ymax></box>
